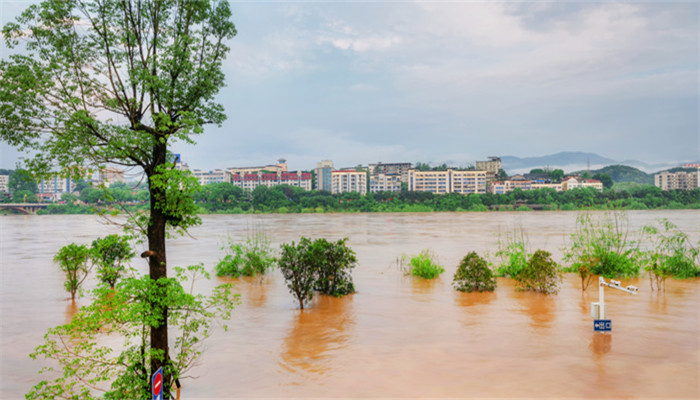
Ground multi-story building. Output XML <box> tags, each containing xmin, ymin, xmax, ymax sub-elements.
<box><xmin>370</xmin><ymin>173</ymin><xmax>402</xmax><ymax>193</ymax></box>
<box><xmin>232</xmin><ymin>171</ymin><xmax>312</xmax><ymax>192</ymax></box>
<box><xmin>476</xmin><ymin>156</ymin><xmax>501</xmax><ymax>176</ymax></box>
<box><xmin>408</xmin><ymin>169</ymin><xmax>486</xmax><ymax>195</ymax></box>
<box><xmin>561</xmin><ymin>177</ymin><xmax>603</xmax><ymax>192</ymax></box>
<box><xmin>331</xmin><ymin>170</ymin><xmax>367</xmax><ymax>195</ymax></box>
<box><xmin>99</xmin><ymin>167</ymin><xmax>125</xmax><ymax>186</ymax></box>
<box><xmin>0</xmin><ymin>175</ymin><xmax>8</xmax><ymax>193</ymax></box>
<box><xmin>531</xmin><ymin>182</ymin><xmax>563</xmax><ymax>192</ymax></box>
<box><xmin>192</xmin><ymin>169</ymin><xmax>232</xmax><ymax>185</ymax></box>
<box><xmin>368</xmin><ymin>162</ymin><xmax>412</xmax><ymax>183</ymax></box>
<box><xmin>39</xmin><ymin>174</ymin><xmax>77</xmax><ymax>201</ymax></box>
<box><xmin>228</xmin><ymin>159</ymin><xmax>288</xmax><ymax>176</ymax></box>
<box><xmin>655</xmin><ymin>170</ymin><xmax>699</xmax><ymax>191</ymax></box>
<box><xmin>315</xmin><ymin>160</ymin><xmax>334</xmax><ymax>192</ymax></box>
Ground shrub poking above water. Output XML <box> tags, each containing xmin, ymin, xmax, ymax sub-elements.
<box><xmin>640</xmin><ymin>219</ymin><xmax>700</xmax><ymax>291</ymax></box>
<box><xmin>409</xmin><ymin>250</ymin><xmax>445</xmax><ymax>279</ymax></box>
<box><xmin>563</xmin><ymin>212</ymin><xmax>640</xmax><ymax>280</ymax></box>
<box><xmin>494</xmin><ymin>229</ymin><xmax>529</xmax><ymax>278</ymax></box>
<box><xmin>453</xmin><ymin>252</ymin><xmax>496</xmax><ymax>292</ymax></box>
<box><xmin>279</xmin><ymin>237</ymin><xmax>357</xmax><ymax>309</ymax></box>
<box><xmin>313</xmin><ymin>238</ymin><xmax>357</xmax><ymax>297</ymax></box>
<box><xmin>216</xmin><ymin>232</ymin><xmax>276</xmax><ymax>277</ymax></box>
<box><xmin>515</xmin><ymin>249</ymin><xmax>562</xmax><ymax>294</ymax></box>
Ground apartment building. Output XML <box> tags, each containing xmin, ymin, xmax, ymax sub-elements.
<box><xmin>332</xmin><ymin>170</ymin><xmax>367</xmax><ymax>195</ymax></box>
<box><xmin>192</xmin><ymin>169</ymin><xmax>232</xmax><ymax>185</ymax></box>
<box><xmin>561</xmin><ymin>177</ymin><xmax>603</xmax><ymax>192</ymax></box>
<box><xmin>369</xmin><ymin>173</ymin><xmax>402</xmax><ymax>193</ymax></box>
<box><xmin>0</xmin><ymin>175</ymin><xmax>8</xmax><ymax>193</ymax></box>
<box><xmin>99</xmin><ymin>167</ymin><xmax>125</xmax><ymax>186</ymax></box>
<box><xmin>315</xmin><ymin>160</ymin><xmax>334</xmax><ymax>192</ymax></box>
<box><xmin>475</xmin><ymin>156</ymin><xmax>501</xmax><ymax>175</ymax></box>
<box><xmin>368</xmin><ymin>162</ymin><xmax>412</xmax><ymax>183</ymax></box>
<box><xmin>232</xmin><ymin>171</ymin><xmax>312</xmax><ymax>192</ymax></box>
<box><xmin>39</xmin><ymin>174</ymin><xmax>77</xmax><ymax>201</ymax></box>
<box><xmin>655</xmin><ymin>170</ymin><xmax>699</xmax><ymax>191</ymax></box>
<box><xmin>228</xmin><ymin>159</ymin><xmax>288</xmax><ymax>176</ymax></box>
<box><xmin>408</xmin><ymin>169</ymin><xmax>487</xmax><ymax>195</ymax></box>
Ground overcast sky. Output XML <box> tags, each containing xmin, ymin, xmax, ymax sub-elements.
<box><xmin>1</xmin><ymin>1</ymin><xmax>698</xmax><ymax>171</ymax></box>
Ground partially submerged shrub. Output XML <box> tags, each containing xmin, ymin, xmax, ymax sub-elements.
<box><xmin>515</xmin><ymin>249</ymin><xmax>561</xmax><ymax>294</ymax></box>
<box><xmin>279</xmin><ymin>237</ymin><xmax>357</xmax><ymax>309</ymax></box>
<box><xmin>216</xmin><ymin>232</ymin><xmax>276</xmax><ymax>277</ymax></box>
<box><xmin>563</xmin><ymin>212</ymin><xmax>640</xmax><ymax>279</ymax></box>
<box><xmin>409</xmin><ymin>250</ymin><xmax>444</xmax><ymax>279</ymax></box>
<box><xmin>641</xmin><ymin>219</ymin><xmax>700</xmax><ymax>291</ymax></box>
<box><xmin>313</xmin><ymin>238</ymin><xmax>357</xmax><ymax>297</ymax></box>
<box><xmin>494</xmin><ymin>229</ymin><xmax>529</xmax><ymax>278</ymax></box>
<box><xmin>453</xmin><ymin>251</ymin><xmax>496</xmax><ymax>292</ymax></box>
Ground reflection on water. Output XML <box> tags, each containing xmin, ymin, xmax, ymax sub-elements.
<box><xmin>3</xmin><ymin>211</ymin><xmax>699</xmax><ymax>399</ymax></box>
<box><xmin>279</xmin><ymin>295</ymin><xmax>354</xmax><ymax>377</ymax></box>
<box><xmin>223</xmin><ymin>275</ymin><xmax>271</xmax><ymax>309</ymax></box>
<box><xmin>516</xmin><ymin>291</ymin><xmax>556</xmax><ymax>329</ymax></box>
<box><xmin>64</xmin><ymin>300</ymin><xmax>79</xmax><ymax>324</ymax></box>
<box><xmin>590</xmin><ymin>333</ymin><xmax>612</xmax><ymax>358</ymax></box>
<box><xmin>454</xmin><ymin>290</ymin><xmax>496</xmax><ymax>310</ymax></box>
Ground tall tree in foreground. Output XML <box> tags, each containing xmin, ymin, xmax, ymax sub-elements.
<box><xmin>1</xmin><ymin>0</ymin><xmax>236</xmax><ymax>396</ymax></box>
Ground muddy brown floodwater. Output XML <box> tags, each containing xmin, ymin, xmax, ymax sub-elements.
<box><xmin>1</xmin><ymin>210</ymin><xmax>699</xmax><ymax>398</ymax></box>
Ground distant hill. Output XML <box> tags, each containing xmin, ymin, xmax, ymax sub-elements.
<box><xmin>500</xmin><ymin>151</ymin><xmax>680</xmax><ymax>174</ymax></box>
<box><xmin>578</xmin><ymin>165</ymin><xmax>654</xmax><ymax>184</ymax></box>
<box><xmin>501</xmin><ymin>152</ymin><xmax>616</xmax><ymax>172</ymax></box>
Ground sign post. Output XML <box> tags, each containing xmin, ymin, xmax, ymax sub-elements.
<box><xmin>591</xmin><ymin>277</ymin><xmax>637</xmax><ymax>333</ymax></box>
<box><xmin>152</xmin><ymin>366</ymin><xmax>163</xmax><ymax>400</ymax></box>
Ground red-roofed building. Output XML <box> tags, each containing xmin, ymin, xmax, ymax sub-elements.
<box><xmin>234</xmin><ymin>171</ymin><xmax>312</xmax><ymax>191</ymax></box>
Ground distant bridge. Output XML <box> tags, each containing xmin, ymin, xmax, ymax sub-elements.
<box><xmin>0</xmin><ymin>203</ymin><xmax>51</xmax><ymax>215</ymax></box>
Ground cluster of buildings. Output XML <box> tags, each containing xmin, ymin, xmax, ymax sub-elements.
<box><xmin>7</xmin><ymin>156</ymin><xmax>696</xmax><ymax>202</ymax></box>
<box><xmin>180</xmin><ymin>159</ymin><xmax>314</xmax><ymax>192</ymax></box>
<box><xmin>489</xmin><ymin>175</ymin><xmax>603</xmax><ymax>194</ymax></box>
<box><xmin>182</xmin><ymin>156</ymin><xmax>606</xmax><ymax>197</ymax></box>
<box><xmin>0</xmin><ymin>167</ymin><xmax>126</xmax><ymax>201</ymax></box>
<box><xmin>654</xmin><ymin>169</ymin><xmax>699</xmax><ymax>191</ymax></box>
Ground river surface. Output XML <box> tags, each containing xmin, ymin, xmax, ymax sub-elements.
<box><xmin>1</xmin><ymin>210</ymin><xmax>699</xmax><ymax>399</ymax></box>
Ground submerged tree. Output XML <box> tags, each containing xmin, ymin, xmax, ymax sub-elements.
<box><xmin>54</xmin><ymin>243</ymin><xmax>92</xmax><ymax>301</ymax></box>
<box><xmin>1</xmin><ymin>0</ymin><xmax>237</xmax><ymax>396</ymax></box>
<box><xmin>91</xmin><ymin>234</ymin><xmax>134</xmax><ymax>289</ymax></box>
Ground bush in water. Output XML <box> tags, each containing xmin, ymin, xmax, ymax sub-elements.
<box><xmin>453</xmin><ymin>251</ymin><xmax>496</xmax><ymax>292</ymax></box>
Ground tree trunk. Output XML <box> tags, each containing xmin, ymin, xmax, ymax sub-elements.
<box><xmin>147</xmin><ymin>139</ymin><xmax>170</xmax><ymax>397</ymax></box>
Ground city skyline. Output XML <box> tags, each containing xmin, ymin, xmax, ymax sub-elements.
<box><xmin>1</xmin><ymin>2</ymin><xmax>697</xmax><ymax>170</ymax></box>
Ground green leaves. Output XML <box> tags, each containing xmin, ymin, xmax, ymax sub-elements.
<box><xmin>215</xmin><ymin>232</ymin><xmax>276</xmax><ymax>277</ymax></box>
<box><xmin>453</xmin><ymin>252</ymin><xmax>496</xmax><ymax>292</ymax></box>
<box><xmin>278</xmin><ymin>237</ymin><xmax>357</xmax><ymax>309</ymax></box>
<box><xmin>54</xmin><ymin>243</ymin><xmax>91</xmax><ymax>300</ymax></box>
<box><xmin>409</xmin><ymin>250</ymin><xmax>444</xmax><ymax>279</ymax></box>
<box><xmin>563</xmin><ymin>212</ymin><xmax>640</xmax><ymax>279</ymax></box>
<box><xmin>515</xmin><ymin>249</ymin><xmax>562</xmax><ymax>294</ymax></box>
<box><xmin>91</xmin><ymin>234</ymin><xmax>134</xmax><ymax>288</ymax></box>
<box><xmin>28</xmin><ymin>264</ymin><xmax>239</xmax><ymax>400</ymax></box>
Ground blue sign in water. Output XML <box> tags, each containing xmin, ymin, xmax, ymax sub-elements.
<box><xmin>594</xmin><ymin>319</ymin><xmax>612</xmax><ymax>332</ymax></box>
<box><xmin>152</xmin><ymin>366</ymin><xmax>163</xmax><ymax>400</ymax></box>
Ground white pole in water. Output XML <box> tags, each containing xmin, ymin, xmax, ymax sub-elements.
<box><xmin>593</xmin><ymin>277</ymin><xmax>638</xmax><ymax>332</ymax></box>
<box><xmin>598</xmin><ymin>276</ymin><xmax>606</xmax><ymax>320</ymax></box>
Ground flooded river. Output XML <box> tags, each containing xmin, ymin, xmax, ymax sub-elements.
<box><xmin>1</xmin><ymin>210</ymin><xmax>699</xmax><ymax>398</ymax></box>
